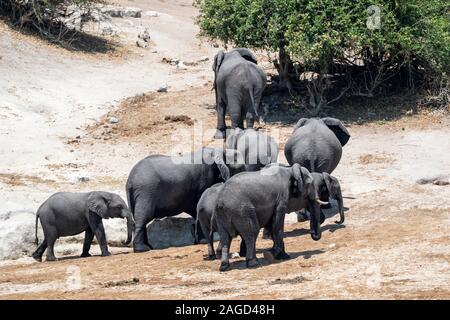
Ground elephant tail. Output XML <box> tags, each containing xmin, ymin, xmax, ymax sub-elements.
<box><xmin>248</xmin><ymin>86</ymin><xmax>259</xmax><ymax>119</ymax></box>
<box><xmin>35</xmin><ymin>212</ymin><xmax>39</xmax><ymax>245</ymax></box>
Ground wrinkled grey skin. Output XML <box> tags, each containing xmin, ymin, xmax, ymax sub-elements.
<box><xmin>32</xmin><ymin>191</ymin><xmax>134</xmax><ymax>262</ymax></box>
<box><xmin>215</xmin><ymin>164</ymin><xmax>325</xmax><ymax>272</ymax></box>
<box><xmin>213</xmin><ymin>48</ymin><xmax>267</xmax><ymax>139</ymax></box>
<box><xmin>196</xmin><ymin>183</ymin><xmax>247</xmax><ymax>260</ymax></box>
<box><xmin>311</xmin><ymin>172</ymin><xmax>345</xmax><ymax>225</ymax></box>
<box><xmin>226</xmin><ymin>128</ymin><xmax>279</xmax><ymax>172</ymax></box>
<box><xmin>284</xmin><ymin>117</ymin><xmax>350</xmax><ymax>174</ymax></box>
<box><xmin>126</xmin><ymin>147</ymin><xmax>245</xmax><ymax>253</ymax></box>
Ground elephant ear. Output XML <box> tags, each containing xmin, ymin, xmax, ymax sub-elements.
<box><xmin>213</xmin><ymin>149</ymin><xmax>231</xmax><ymax>181</ymax></box>
<box><xmin>290</xmin><ymin>163</ymin><xmax>303</xmax><ymax>197</ymax></box>
<box><xmin>323</xmin><ymin>173</ymin><xmax>341</xmax><ymax>199</ymax></box>
<box><xmin>301</xmin><ymin>167</ymin><xmax>317</xmax><ymax>201</ymax></box>
<box><xmin>292</xmin><ymin>118</ymin><xmax>309</xmax><ymax>133</ymax></box>
<box><xmin>233</xmin><ymin>48</ymin><xmax>258</xmax><ymax>64</ymax></box>
<box><xmin>321</xmin><ymin>117</ymin><xmax>351</xmax><ymax>147</ymax></box>
<box><xmin>88</xmin><ymin>192</ymin><xmax>109</xmax><ymax>219</ymax></box>
<box><xmin>213</xmin><ymin>50</ymin><xmax>225</xmax><ymax>73</ymax></box>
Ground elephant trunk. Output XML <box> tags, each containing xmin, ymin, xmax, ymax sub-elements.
<box><xmin>309</xmin><ymin>202</ymin><xmax>322</xmax><ymax>241</ymax></box>
<box><xmin>335</xmin><ymin>194</ymin><xmax>345</xmax><ymax>224</ymax></box>
<box><xmin>123</xmin><ymin>210</ymin><xmax>135</xmax><ymax>245</ymax></box>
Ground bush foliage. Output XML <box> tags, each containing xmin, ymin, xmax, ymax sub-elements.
<box><xmin>196</xmin><ymin>0</ymin><xmax>450</xmax><ymax>112</ymax></box>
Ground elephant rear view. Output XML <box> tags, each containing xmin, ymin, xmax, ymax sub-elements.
<box><xmin>284</xmin><ymin>117</ymin><xmax>350</xmax><ymax>174</ymax></box>
<box><xmin>213</xmin><ymin>48</ymin><xmax>267</xmax><ymax>139</ymax></box>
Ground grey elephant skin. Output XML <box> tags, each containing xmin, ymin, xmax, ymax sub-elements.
<box><xmin>196</xmin><ymin>183</ymin><xmax>246</xmax><ymax>260</ymax></box>
<box><xmin>32</xmin><ymin>191</ymin><xmax>134</xmax><ymax>262</ymax></box>
<box><xmin>213</xmin><ymin>48</ymin><xmax>267</xmax><ymax>138</ymax></box>
<box><xmin>214</xmin><ymin>164</ymin><xmax>326</xmax><ymax>272</ymax></box>
<box><xmin>126</xmin><ymin>147</ymin><xmax>245</xmax><ymax>253</ymax></box>
<box><xmin>311</xmin><ymin>172</ymin><xmax>345</xmax><ymax>225</ymax></box>
<box><xmin>226</xmin><ymin>128</ymin><xmax>279</xmax><ymax>172</ymax></box>
<box><xmin>284</xmin><ymin>117</ymin><xmax>350</xmax><ymax>173</ymax></box>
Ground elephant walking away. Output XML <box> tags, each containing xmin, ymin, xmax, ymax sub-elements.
<box><xmin>284</xmin><ymin>117</ymin><xmax>350</xmax><ymax>174</ymax></box>
<box><xmin>196</xmin><ymin>183</ymin><xmax>247</xmax><ymax>260</ymax></box>
<box><xmin>213</xmin><ymin>48</ymin><xmax>267</xmax><ymax>139</ymax></box>
<box><xmin>32</xmin><ymin>191</ymin><xmax>134</xmax><ymax>262</ymax></box>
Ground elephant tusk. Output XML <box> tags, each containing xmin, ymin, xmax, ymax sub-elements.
<box><xmin>315</xmin><ymin>199</ymin><xmax>329</xmax><ymax>205</ymax></box>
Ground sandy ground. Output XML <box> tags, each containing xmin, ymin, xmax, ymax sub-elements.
<box><xmin>0</xmin><ymin>0</ymin><xmax>449</xmax><ymax>299</ymax></box>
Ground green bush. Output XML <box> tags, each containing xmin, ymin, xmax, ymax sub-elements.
<box><xmin>196</xmin><ymin>0</ymin><xmax>450</xmax><ymax>112</ymax></box>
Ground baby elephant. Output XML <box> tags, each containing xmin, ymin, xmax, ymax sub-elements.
<box><xmin>196</xmin><ymin>183</ymin><xmax>246</xmax><ymax>260</ymax></box>
<box><xmin>32</xmin><ymin>191</ymin><xmax>134</xmax><ymax>262</ymax></box>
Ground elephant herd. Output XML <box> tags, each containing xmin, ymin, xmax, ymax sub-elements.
<box><xmin>32</xmin><ymin>48</ymin><xmax>350</xmax><ymax>272</ymax></box>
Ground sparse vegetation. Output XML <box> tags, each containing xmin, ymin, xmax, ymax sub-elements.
<box><xmin>0</xmin><ymin>0</ymin><xmax>99</xmax><ymax>44</ymax></box>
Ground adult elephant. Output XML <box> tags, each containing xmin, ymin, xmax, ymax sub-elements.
<box><xmin>213</xmin><ymin>48</ymin><xmax>267</xmax><ymax>139</ymax></box>
<box><xmin>284</xmin><ymin>117</ymin><xmax>350</xmax><ymax>174</ymax></box>
<box><xmin>226</xmin><ymin>128</ymin><xmax>278</xmax><ymax>172</ymax></box>
<box><xmin>214</xmin><ymin>164</ymin><xmax>326</xmax><ymax>271</ymax></box>
<box><xmin>126</xmin><ymin>147</ymin><xmax>245</xmax><ymax>253</ymax></box>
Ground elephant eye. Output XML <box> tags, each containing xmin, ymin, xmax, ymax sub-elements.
<box><xmin>117</xmin><ymin>204</ymin><xmax>123</xmax><ymax>210</ymax></box>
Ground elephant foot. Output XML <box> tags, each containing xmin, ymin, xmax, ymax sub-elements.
<box><xmin>203</xmin><ymin>254</ymin><xmax>217</xmax><ymax>261</ymax></box>
<box><xmin>214</xmin><ymin>129</ymin><xmax>226</xmax><ymax>140</ymax></box>
<box><xmin>219</xmin><ymin>262</ymin><xmax>231</xmax><ymax>272</ymax></box>
<box><xmin>133</xmin><ymin>244</ymin><xmax>151</xmax><ymax>253</ymax></box>
<box><xmin>246</xmin><ymin>258</ymin><xmax>260</xmax><ymax>269</ymax></box>
<box><xmin>101</xmin><ymin>251</ymin><xmax>111</xmax><ymax>257</ymax></box>
<box><xmin>46</xmin><ymin>256</ymin><xmax>58</xmax><ymax>262</ymax></box>
<box><xmin>80</xmin><ymin>252</ymin><xmax>91</xmax><ymax>258</ymax></box>
<box><xmin>275</xmin><ymin>251</ymin><xmax>291</xmax><ymax>260</ymax></box>
<box><xmin>32</xmin><ymin>252</ymin><xmax>42</xmax><ymax>262</ymax></box>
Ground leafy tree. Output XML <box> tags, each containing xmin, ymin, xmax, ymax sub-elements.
<box><xmin>196</xmin><ymin>0</ymin><xmax>450</xmax><ymax>113</ymax></box>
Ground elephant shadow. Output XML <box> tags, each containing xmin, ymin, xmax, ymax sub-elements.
<box><xmin>227</xmin><ymin>248</ymin><xmax>326</xmax><ymax>270</ymax></box>
<box><xmin>284</xmin><ymin>223</ymin><xmax>346</xmax><ymax>238</ymax></box>
<box><xmin>56</xmin><ymin>250</ymin><xmax>132</xmax><ymax>262</ymax></box>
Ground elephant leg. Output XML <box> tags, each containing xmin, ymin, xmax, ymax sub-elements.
<box><xmin>45</xmin><ymin>236</ymin><xmax>57</xmax><ymax>262</ymax></box>
<box><xmin>32</xmin><ymin>238</ymin><xmax>47</xmax><ymax>262</ymax></box>
<box><xmin>234</xmin><ymin>207</ymin><xmax>260</xmax><ymax>268</ymax></box>
<box><xmin>81</xmin><ymin>228</ymin><xmax>95</xmax><ymax>257</ymax></box>
<box><xmin>245</xmin><ymin>111</ymin><xmax>255</xmax><ymax>129</ymax></box>
<box><xmin>133</xmin><ymin>197</ymin><xmax>154</xmax><ymax>252</ymax></box>
<box><xmin>227</xmin><ymin>94</ymin><xmax>244</xmax><ymax>129</ymax></box>
<box><xmin>90</xmin><ymin>221</ymin><xmax>110</xmax><ymax>257</ymax></box>
<box><xmin>265</xmin><ymin>206</ymin><xmax>290</xmax><ymax>262</ymax></box>
<box><xmin>239</xmin><ymin>236</ymin><xmax>247</xmax><ymax>257</ymax></box>
<box><xmin>215</xmin><ymin>240</ymin><xmax>223</xmax><ymax>259</ymax></box>
<box><xmin>43</xmin><ymin>226</ymin><xmax>58</xmax><ymax>262</ymax></box>
<box><xmin>217</xmin><ymin>226</ymin><xmax>232</xmax><ymax>272</ymax></box>
<box><xmin>215</xmin><ymin>99</ymin><xmax>227</xmax><ymax>139</ymax></box>
<box><xmin>205</xmin><ymin>230</ymin><xmax>216</xmax><ymax>261</ymax></box>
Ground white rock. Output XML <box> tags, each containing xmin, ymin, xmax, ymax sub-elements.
<box><xmin>146</xmin><ymin>215</ymin><xmax>196</xmax><ymax>249</ymax></box>
<box><xmin>143</xmin><ymin>10</ymin><xmax>160</xmax><ymax>17</ymax></box>
<box><xmin>138</xmin><ymin>28</ymin><xmax>151</xmax><ymax>42</ymax></box>
<box><xmin>157</xmin><ymin>85</ymin><xmax>168</xmax><ymax>92</ymax></box>
<box><xmin>108</xmin><ymin>116</ymin><xmax>119</xmax><ymax>124</ymax></box>
<box><xmin>177</xmin><ymin>61</ymin><xmax>188</xmax><ymax>70</ymax></box>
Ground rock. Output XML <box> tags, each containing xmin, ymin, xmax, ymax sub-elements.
<box><xmin>146</xmin><ymin>214</ymin><xmax>196</xmax><ymax>249</ymax></box>
<box><xmin>433</xmin><ymin>179</ymin><xmax>449</xmax><ymax>186</ymax></box>
<box><xmin>102</xmin><ymin>25</ymin><xmax>119</xmax><ymax>37</ymax></box>
<box><xmin>184</xmin><ymin>56</ymin><xmax>210</xmax><ymax>66</ymax></box>
<box><xmin>138</xmin><ymin>28</ymin><xmax>151</xmax><ymax>42</ymax></box>
<box><xmin>108</xmin><ymin>116</ymin><xmax>119</xmax><ymax>124</ymax></box>
<box><xmin>136</xmin><ymin>40</ymin><xmax>149</xmax><ymax>48</ymax></box>
<box><xmin>0</xmin><ymin>210</ymin><xmax>40</xmax><ymax>260</ymax></box>
<box><xmin>157</xmin><ymin>85</ymin><xmax>168</xmax><ymax>93</ymax></box>
<box><xmin>100</xmin><ymin>5</ymin><xmax>142</xmax><ymax>18</ymax></box>
<box><xmin>177</xmin><ymin>61</ymin><xmax>188</xmax><ymax>70</ymax></box>
<box><xmin>143</xmin><ymin>11</ymin><xmax>161</xmax><ymax>17</ymax></box>
<box><xmin>170</xmin><ymin>58</ymin><xmax>180</xmax><ymax>66</ymax></box>
<box><xmin>77</xmin><ymin>176</ymin><xmax>90</xmax><ymax>183</ymax></box>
